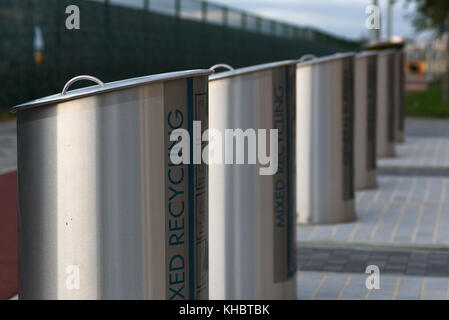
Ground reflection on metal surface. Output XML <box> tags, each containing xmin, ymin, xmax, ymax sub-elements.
<box><xmin>296</xmin><ymin>54</ymin><xmax>356</xmax><ymax>224</ymax></box>
<box><xmin>354</xmin><ymin>52</ymin><xmax>378</xmax><ymax>190</ymax></box>
<box><xmin>208</xmin><ymin>61</ymin><xmax>297</xmax><ymax>299</ymax></box>
<box><xmin>376</xmin><ymin>50</ymin><xmax>396</xmax><ymax>158</ymax></box>
<box><xmin>16</xmin><ymin>71</ymin><xmax>211</xmax><ymax>300</ymax></box>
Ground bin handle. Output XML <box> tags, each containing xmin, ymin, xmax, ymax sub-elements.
<box><xmin>210</xmin><ymin>64</ymin><xmax>235</xmax><ymax>72</ymax></box>
<box><xmin>298</xmin><ymin>55</ymin><xmax>317</xmax><ymax>63</ymax></box>
<box><xmin>62</xmin><ymin>75</ymin><xmax>105</xmax><ymax>95</ymax></box>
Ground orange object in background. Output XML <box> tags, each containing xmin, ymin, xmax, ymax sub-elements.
<box><xmin>405</xmin><ymin>60</ymin><xmax>428</xmax><ymax>92</ymax></box>
<box><xmin>34</xmin><ymin>51</ymin><xmax>43</xmax><ymax>67</ymax></box>
<box><xmin>405</xmin><ymin>60</ymin><xmax>427</xmax><ymax>76</ymax></box>
<box><xmin>0</xmin><ymin>171</ymin><xmax>18</xmax><ymax>300</ymax></box>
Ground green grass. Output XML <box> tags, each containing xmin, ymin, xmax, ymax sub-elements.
<box><xmin>405</xmin><ymin>84</ymin><xmax>449</xmax><ymax>118</ymax></box>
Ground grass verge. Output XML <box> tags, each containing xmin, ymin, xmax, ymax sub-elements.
<box><xmin>405</xmin><ymin>84</ymin><xmax>449</xmax><ymax>118</ymax></box>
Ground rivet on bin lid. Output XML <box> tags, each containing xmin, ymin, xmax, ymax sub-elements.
<box><xmin>11</xmin><ymin>69</ymin><xmax>214</xmax><ymax>113</ymax></box>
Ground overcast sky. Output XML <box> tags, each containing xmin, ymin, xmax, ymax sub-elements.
<box><xmin>210</xmin><ymin>0</ymin><xmax>418</xmax><ymax>41</ymax></box>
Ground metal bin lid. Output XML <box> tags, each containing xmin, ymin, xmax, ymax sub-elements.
<box><xmin>12</xmin><ymin>69</ymin><xmax>213</xmax><ymax>113</ymax></box>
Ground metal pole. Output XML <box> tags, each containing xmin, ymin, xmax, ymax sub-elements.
<box><xmin>222</xmin><ymin>7</ymin><xmax>228</xmax><ymax>27</ymax></box>
<box><xmin>175</xmin><ymin>0</ymin><xmax>181</xmax><ymax>18</ymax></box>
<box><xmin>371</xmin><ymin>0</ymin><xmax>380</xmax><ymax>43</ymax></box>
<box><xmin>386</xmin><ymin>0</ymin><xmax>394</xmax><ymax>40</ymax></box>
<box><xmin>241</xmin><ymin>12</ymin><xmax>247</xmax><ymax>30</ymax></box>
<box><xmin>201</xmin><ymin>1</ymin><xmax>207</xmax><ymax>23</ymax></box>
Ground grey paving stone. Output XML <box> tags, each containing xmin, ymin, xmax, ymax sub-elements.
<box><xmin>405</xmin><ymin>118</ymin><xmax>449</xmax><ymax>137</ymax></box>
<box><xmin>298</xmin><ymin>247</ymin><xmax>449</xmax><ymax>277</ymax></box>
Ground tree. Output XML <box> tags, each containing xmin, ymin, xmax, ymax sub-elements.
<box><xmin>407</xmin><ymin>0</ymin><xmax>449</xmax><ymax>105</ymax></box>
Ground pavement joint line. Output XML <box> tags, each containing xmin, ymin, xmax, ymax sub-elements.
<box><xmin>389</xmin><ymin>176</ymin><xmax>402</xmax><ymax>203</ymax></box>
<box><xmin>392</xmin><ymin>277</ymin><xmax>402</xmax><ymax>300</ymax></box>
<box><xmin>406</xmin><ymin>176</ymin><xmax>417</xmax><ymax>204</ymax></box>
<box><xmin>337</xmin><ymin>275</ymin><xmax>352</xmax><ymax>300</ymax></box>
<box><xmin>389</xmin><ymin>202</ymin><xmax>407</xmax><ymax>243</ymax></box>
<box><xmin>364</xmin><ymin>285</ymin><xmax>372</xmax><ymax>300</ymax></box>
<box><xmin>432</xmin><ymin>140</ymin><xmax>441</xmax><ymax>166</ymax></box>
<box><xmin>441</xmin><ymin>177</ymin><xmax>447</xmax><ymax>203</ymax></box>
<box><xmin>306</xmin><ymin>225</ymin><xmax>318</xmax><ymax>242</ymax></box>
<box><xmin>411</xmin><ymin>203</ymin><xmax>425</xmax><ymax>244</ymax></box>
<box><xmin>424</xmin><ymin>177</ymin><xmax>432</xmax><ymax>203</ymax></box>
<box><xmin>372</xmin><ymin>178</ymin><xmax>384</xmax><ymax>202</ymax></box>
<box><xmin>419</xmin><ymin>278</ymin><xmax>426</xmax><ymax>300</ymax></box>
<box><xmin>329</xmin><ymin>222</ymin><xmax>340</xmax><ymax>241</ymax></box>
<box><xmin>348</xmin><ymin>200</ymin><xmax>376</xmax><ymax>242</ymax></box>
<box><xmin>432</xmin><ymin>204</ymin><xmax>443</xmax><ymax>244</ymax></box>
<box><xmin>369</xmin><ymin>201</ymin><xmax>391</xmax><ymax>242</ymax></box>
<box><xmin>309</xmin><ymin>274</ymin><xmax>327</xmax><ymax>300</ymax></box>
<box><xmin>419</xmin><ymin>142</ymin><xmax>428</xmax><ymax>167</ymax></box>
<box><xmin>446</xmin><ymin>279</ymin><xmax>449</xmax><ymax>300</ymax></box>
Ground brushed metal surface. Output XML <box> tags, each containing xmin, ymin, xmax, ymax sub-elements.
<box><xmin>354</xmin><ymin>54</ymin><xmax>378</xmax><ymax>190</ymax></box>
<box><xmin>208</xmin><ymin>64</ymin><xmax>297</xmax><ymax>299</ymax></box>
<box><xmin>296</xmin><ymin>55</ymin><xmax>356</xmax><ymax>224</ymax></box>
<box><xmin>376</xmin><ymin>51</ymin><xmax>396</xmax><ymax>158</ymax></box>
<box><xmin>17</xmin><ymin>74</ymin><xmax>210</xmax><ymax>300</ymax></box>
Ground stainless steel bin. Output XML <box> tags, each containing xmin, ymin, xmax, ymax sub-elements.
<box><xmin>296</xmin><ymin>53</ymin><xmax>356</xmax><ymax>224</ymax></box>
<box><xmin>376</xmin><ymin>50</ymin><xmax>396</xmax><ymax>158</ymax></box>
<box><xmin>354</xmin><ymin>51</ymin><xmax>378</xmax><ymax>190</ymax></box>
<box><xmin>361</xmin><ymin>41</ymin><xmax>405</xmax><ymax>145</ymax></box>
<box><xmin>13</xmin><ymin>70</ymin><xmax>212</xmax><ymax>300</ymax></box>
<box><xmin>208</xmin><ymin>61</ymin><xmax>297</xmax><ymax>299</ymax></box>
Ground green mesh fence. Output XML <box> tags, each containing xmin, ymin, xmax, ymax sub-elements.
<box><xmin>0</xmin><ymin>0</ymin><xmax>359</xmax><ymax>109</ymax></box>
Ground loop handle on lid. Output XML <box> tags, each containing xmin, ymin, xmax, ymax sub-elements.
<box><xmin>210</xmin><ymin>64</ymin><xmax>235</xmax><ymax>72</ymax></box>
<box><xmin>62</xmin><ymin>75</ymin><xmax>105</xmax><ymax>95</ymax></box>
<box><xmin>298</xmin><ymin>55</ymin><xmax>317</xmax><ymax>63</ymax></box>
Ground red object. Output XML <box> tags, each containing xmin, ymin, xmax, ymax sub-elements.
<box><xmin>0</xmin><ymin>171</ymin><xmax>18</xmax><ymax>300</ymax></box>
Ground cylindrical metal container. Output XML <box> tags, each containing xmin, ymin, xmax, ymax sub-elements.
<box><xmin>394</xmin><ymin>49</ymin><xmax>405</xmax><ymax>143</ymax></box>
<box><xmin>296</xmin><ymin>53</ymin><xmax>356</xmax><ymax>224</ymax></box>
<box><xmin>12</xmin><ymin>70</ymin><xmax>212</xmax><ymax>300</ymax></box>
<box><xmin>362</xmin><ymin>42</ymin><xmax>405</xmax><ymax>144</ymax></box>
<box><xmin>376</xmin><ymin>50</ymin><xmax>396</xmax><ymax>158</ymax></box>
<box><xmin>208</xmin><ymin>61</ymin><xmax>297</xmax><ymax>299</ymax></box>
<box><xmin>354</xmin><ymin>51</ymin><xmax>378</xmax><ymax>190</ymax></box>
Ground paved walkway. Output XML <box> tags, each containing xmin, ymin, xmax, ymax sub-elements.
<box><xmin>297</xmin><ymin>272</ymin><xmax>449</xmax><ymax>300</ymax></box>
<box><xmin>299</xmin><ymin>118</ymin><xmax>449</xmax><ymax>300</ymax></box>
<box><xmin>379</xmin><ymin>138</ymin><xmax>449</xmax><ymax>169</ymax></box>
<box><xmin>299</xmin><ymin>176</ymin><xmax>449</xmax><ymax>247</ymax></box>
<box><xmin>405</xmin><ymin>118</ymin><xmax>449</xmax><ymax>137</ymax></box>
